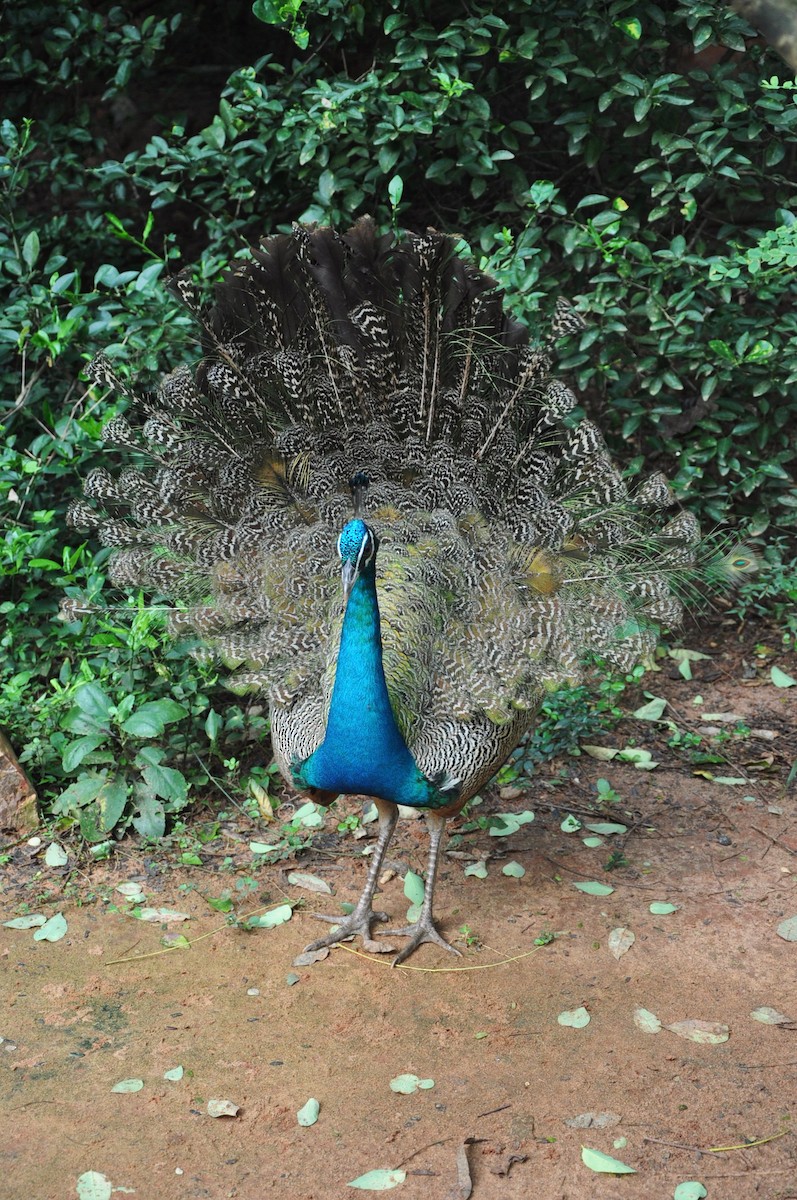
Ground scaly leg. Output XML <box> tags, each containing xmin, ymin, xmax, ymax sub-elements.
<box><xmin>380</xmin><ymin>812</ymin><xmax>462</xmax><ymax>966</ymax></box>
<box><xmin>303</xmin><ymin>797</ymin><xmax>399</xmax><ymax>955</ymax></box>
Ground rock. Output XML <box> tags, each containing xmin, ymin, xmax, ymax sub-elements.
<box><xmin>0</xmin><ymin>730</ymin><xmax>38</xmax><ymax>833</ymax></box>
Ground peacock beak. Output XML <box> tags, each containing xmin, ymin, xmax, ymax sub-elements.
<box><xmin>341</xmin><ymin>559</ymin><xmax>357</xmax><ymax>604</ymax></box>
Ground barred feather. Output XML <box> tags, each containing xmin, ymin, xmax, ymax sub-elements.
<box><xmin>68</xmin><ymin>217</ymin><xmax>710</xmax><ymax>804</ymax></box>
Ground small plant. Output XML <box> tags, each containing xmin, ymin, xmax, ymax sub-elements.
<box><xmin>595</xmin><ymin>778</ymin><xmax>621</xmax><ymax>806</ymax></box>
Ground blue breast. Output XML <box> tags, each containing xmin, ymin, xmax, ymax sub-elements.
<box><xmin>293</xmin><ymin>563</ymin><xmax>444</xmax><ymax>808</ymax></box>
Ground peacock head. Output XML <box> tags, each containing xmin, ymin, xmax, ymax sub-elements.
<box><xmin>337</xmin><ymin>518</ymin><xmax>378</xmax><ymax>602</ymax></box>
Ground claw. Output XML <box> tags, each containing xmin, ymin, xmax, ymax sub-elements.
<box><xmin>378</xmin><ymin>918</ymin><xmax>462</xmax><ymax>966</ymax></box>
<box><xmin>303</xmin><ymin>908</ymin><xmax>397</xmax><ymax>956</ymax></box>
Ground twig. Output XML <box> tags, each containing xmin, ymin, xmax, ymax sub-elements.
<box><xmin>477</xmin><ymin>1103</ymin><xmax>511</xmax><ymax>1118</ymax></box>
<box><xmin>392</xmin><ymin>1138</ymin><xmax>451</xmax><ymax>1170</ymax></box>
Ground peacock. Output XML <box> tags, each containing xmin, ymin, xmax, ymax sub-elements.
<box><xmin>66</xmin><ymin>217</ymin><xmax>705</xmax><ymax>964</ymax></box>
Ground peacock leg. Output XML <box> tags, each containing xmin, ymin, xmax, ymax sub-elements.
<box><xmin>380</xmin><ymin>812</ymin><xmax>462</xmax><ymax>966</ymax></box>
<box><xmin>303</xmin><ymin>797</ymin><xmax>399</xmax><ymax>955</ymax></box>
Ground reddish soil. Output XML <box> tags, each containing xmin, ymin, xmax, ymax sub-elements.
<box><xmin>2</xmin><ymin>621</ymin><xmax>796</xmax><ymax>1200</ymax></box>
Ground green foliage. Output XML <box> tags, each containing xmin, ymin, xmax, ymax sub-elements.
<box><xmin>2</xmin><ymin>0</ymin><xmax>796</xmax><ymax>834</ymax></box>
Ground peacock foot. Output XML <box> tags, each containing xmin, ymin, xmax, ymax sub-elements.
<box><xmin>379</xmin><ymin>917</ymin><xmax>463</xmax><ymax>966</ymax></box>
<box><xmin>303</xmin><ymin>908</ymin><xmax>397</xmax><ymax>956</ymax></box>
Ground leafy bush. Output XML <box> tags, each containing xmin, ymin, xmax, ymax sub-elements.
<box><xmin>2</xmin><ymin>0</ymin><xmax>795</xmax><ymax>832</ymax></box>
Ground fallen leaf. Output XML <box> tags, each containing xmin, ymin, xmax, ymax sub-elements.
<box><xmin>582</xmin><ymin>836</ymin><xmax>604</xmax><ymax>848</ymax></box>
<box><xmin>246</xmin><ymin>904</ymin><xmax>293</xmax><ymax>929</ymax></box>
<box><xmin>347</xmin><ymin>1168</ymin><xmax>406</xmax><ymax>1190</ymax></box>
<box><xmin>287</xmin><ymin>871</ymin><xmax>332</xmax><ymax>895</ymax></box>
<box><xmin>463</xmin><ymin>862</ymin><xmax>488</xmax><ymax>879</ymax></box>
<box><xmin>558</xmin><ymin>1007</ymin><xmax>590</xmax><ymax>1028</ymax></box>
<box><xmin>565</xmin><ymin>1112</ymin><xmax>621</xmax><ymax>1129</ymax></box>
<box><xmin>771</xmin><ymin>665</ymin><xmax>796</xmax><ymax>688</ymax></box>
<box><xmin>712</xmin><ymin>776</ymin><xmax>747</xmax><ymax>786</ymax></box>
<box><xmin>135</xmin><ymin>908</ymin><xmax>190</xmax><ymax>923</ymax></box>
<box><xmin>581</xmin><ymin>1146</ymin><xmax>635</xmax><ymax>1174</ymax></box>
<box><xmin>573</xmin><ymin>881</ymin><xmax>614</xmax><ymax>896</ymax></box>
<box><xmin>297</xmin><ymin>1097</ymin><xmax>320</xmax><ymax>1126</ymax></box>
<box><xmin>776</xmin><ymin>916</ymin><xmax>797</xmax><ymax>942</ymax></box>
<box><xmin>702</xmin><ymin>712</ymin><xmax>744</xmax><ymax>723</ymax></box>
<box><xmin>502</xmin><ymin>861</ymin><xmax>526</xmax><ymax>878</ymax></box>
<box><xmin>76</xmin><ymin>1172</ymin><xmax>113</xmax><ymax>1200</ymax></box>
<box><xmin>389</xmin><ymin>1074</ymin><xmax>435</xmax><ymax>1094</ymax></box>
<box><xmin>115</xmin><ymin>882</ymin><xmax>146</xmax><ymax>901</ymax></box>
<box><xmin>455</xmin><ymin>1141</ymin><xmax>473</xmax><ymax>1197</ymax></box>
<box><xmin>649</xmin><ymin>901</ymin><xmax>679</xmax><ymax>915</ymax></box>
<box><xmin>207</xmin><ymin>1098</ymin><xmax>239</xmax><ymax>1118</ymax></box>
<box><xmin>673</xmin><ymin>1183</ymin><xmax>707</xmax><ymax>1200</ymax></box>
<box><xmin>560</xmin><ymin>814</ymin><xmax>582</xmax><ymax>833</ymax></box>
<box><xmin>632</xmin><ymin>697</ymin><xmax>667</xmax><ymax>720</ymax></box>
<box><xmin>585</xmin><ymin>822</ymin><xmax>627</xmax><ymax>835</ymax></box>
<box><xmin>249</xmin><ymin>841</ymin><xmax>279</xmax><ymax>854</ymax></box>
<box><xmin>111</xmin><ymin>1078</ymin><xmax>144</xmax><ymax>1093</ymax></box>
<box><xmin>403</xmin><ymin>870</ymin><xmax>425</xmax><ymax>906</ymax></box>
<box><xmin>3</xmin><ymin>914</ymin><xmax>46</xmax><ymax>929</ymax></box>
<box><xmin>44</xmin><ymin>843</ymin><xmax>68</xmax><ymax>867</ymax></box>
<box><xmin>582</xmin><ymin>745</ymin><xmax>619</xmax><ymax>761</ymax></box>
<box><xmin>488</xmin><ymin>810</ymin><xmax>535</xmax><ymax>836</ymax></box>
<box><xmin>292</xmin><ymin>947</ymin><xmax>329</xmax><ymax>966</ymax></box>
<box><xmin>286</xmin><ymin>972</ymin><xmax>300</xmax><ymax>986</ymax></box>
<box><xmin>618</xmin><ymin>747</ymin><xmax>659</xmax><ymax>769</ymax></box>
<box><xmin>33</xmin><ymin>912</ymin><xmax>68</xmax><ymax>942</ymax></box>
<box><xmin>633</xmin><ymin>1008</ymin><xmax>662</xmax><ymax>1034</ymax></box>
<box><xmin>750</xmin><ymin>1006</ymin><xmax>791</xmax><ymax>1025</ymax></box>
<box><xmin>608</xmin><ymin>928</ymin><xmax>635</xmax><ymax>959</ymax></box>
<box><xmin>665</xmin><ymin>1019</ymin><xmax>730</xmax><ymax>1045</ymax></box>
<box><xmin>163</xmin><ymin>1066</ymin><xmax>183</xmax><ymax>1081</ymax></box>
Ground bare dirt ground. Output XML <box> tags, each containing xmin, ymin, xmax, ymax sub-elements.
<box><xmin>2</xmin><ymin>620</ymin><xmax>796</xmax><ymax>1200</ymax></box>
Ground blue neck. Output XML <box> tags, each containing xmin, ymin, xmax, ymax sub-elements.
<box><xmin>294</xmin><ymin>562</ymin><xmax>440</xmax><ymax>807</ymax></box>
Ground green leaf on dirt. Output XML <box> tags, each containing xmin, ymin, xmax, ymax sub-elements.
<box><xmin>287</xmin><ymin>871</ymin><xmax>332</xmax><ymax>895</ymax></box>
<box><xmin>771</xmin><ymin>665</ymin><xmax>796</xmax><ymax>688</ymax></box>
<box><xmin>581</xmin><ymin>1146</ymin><xmax>636</xmax><ymax>1174</ymax></box>
<box><xmin>111</xmin><ymin>1078</ymin><xmax>144</xmax><ymax>1093</ymax></box>
<box><xmin>489</xmin><ymin>810</ymin><xmax>535</xmax><ymax>836</ymax></box>
<box><xmin>348</xmin><ymin>1169</ymin><xmax>406</xmax><ymax>1190</ymax></box>
<box><xmin>76</xmin><ymin>1172</ymin><xmax>113</xmax><ymax>1200</ymax></box>
<box><xmin>561</xmin><ymin>814</ymin><xmax>582</xmax><ymax>833</ymax></box>
<box><xmin>665</xmin><ymin>1019</ymin><xmax>730</xmax><ymax>1045</ymax></box>
<box><xmin>573</xmin><ymin>881</ymin><xmax>614</xmax><ymax>896</ymax></box>
<box><xmin>135</xmin><ymin>908</ymin><xmax>190</xmax><ymax>923</ymax></box>
<box><xmin>297</xmin><ymin>1097</ymin><xmax>320</xmax><ymax>1126</ymax></box>
<box><xmin>115</xmin><ymin>882</ymin><xmax>146</xmax><ymax>901</ymax></box>
<box><xmin>650</xmin><ymin>902</ymin><xmax>679</xmax><ymax>915</ymax></box>
<box><xmin>464</xmin><ymin>861</ymin><xmax>488</xmax><ymax>878</ymax></box>
<box><xmin>286</xmin><ymin>972</ymin><xmax>300</xmax><ymax>986</ymax></box>
<box><xmin>403</xmin><ymin>870</ymin><xmax>425</xmax><ymax>906</ymax></box>
<box><xmin>502</xmin><ymin>861</ymin><xmax>526</xmax><ymax>878</ymax></box>
<box><xmin>582</xmin><ymin>745</ymin><xmax>618</xmax><ymax>760</ymax></box>
<box><xmin>608</xmin><ymin>928</ymin><xmax>635</xmax><ymax>959</ymax></box>
<box><xmin>582</xmin><ymin>836</ymin><xmax>604</xmax><ymax>848</ymax></box>
<box><xmin>750</xmin><ymin>1006</ymin><xmax>791</xmax><ymax>1025</ymax></box>
<box><xmin>246</xmin><ymin>904</ymin><xmax>293</xmax><ymax>929</ymax></box>
<box><xmin>163</xmin><ymin>1066</ymin><xmax>184</xmax><ymax>1081</ymax></box>
<box><xmin>633</xmin><ymin>1008</ymin><xmax>662</xmax><ymax>1034</ymax></box>
<box><xmin>162</xmin><ymin>933</ymin><xmax>190</xmax><ymax>949</ymax></box>
<box><xmin>633</xmin><ymin>696</ymin><xmax>668</xmax><ymax>720</ymax></box>
<box><xmin>389</xmin><ymin>1074</ymin><xmax>434</xmax><ymax>1094</ymax></box>
<box><xmin>249</xmin><ymin>841</ymin><xmax>279</xmax><ymax>855</ymax></box>
<box><xmin>44</xmin><ymin>842</ymin><xmax>68</xmax><ymax>867</ymax></box>
<box><xmin>585</xmin><ymin>822</ymin><xmax>627</xmax><ymax>835</ymax></box>
<box><xmin>712</xmin><ymin>776</ymin><xmax>747</xmax><ymax>786</ymax></box>
<box><xmin>3</xmin><ymin>914</ymin><xmax>46</xmax><ymax>929</ymax></box>
<box><xmin>777</xmin><ymin>916</ymin><xmax>797</xmax><ymax>941</ymax></box>
<box><xmin>558</xmin><ymin>1006</ymin><xmax>590</xmax><ymax>1028</ymax></box>
<box><xmin>674</xmin><ymin>1182</ymin><xmax>707</xmax><ymax>1200</ymax></box>
<box><xmin>618</xmin><ymin>747</ymin><xmax>658</xmax><ymax>769</ymax></box>
<box><xmin>292</xmin><ymin>801</ymin><xmax>325</xmax><ymax>828</ymax></box>
<box><xmin>33</xmin><ymin>912</ymin><xmax>67</xmax><ymax>942</ymax></box>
